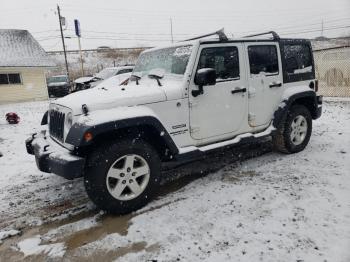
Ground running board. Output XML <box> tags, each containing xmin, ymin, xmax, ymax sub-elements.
<box><xmin>178</xmin><ymin>125</ymin><xmax>275</xmax><ymax>154</ymax></box>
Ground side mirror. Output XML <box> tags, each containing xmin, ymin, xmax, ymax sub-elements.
<box><xmin>195</xmin><ymin>68</ymin><xmax>216</xmax><ymax>86</ymax></box>
<box><xmin>192</xmin><ymin>68</ymin><xmax>216</xmax><ymax>97</ymax></box>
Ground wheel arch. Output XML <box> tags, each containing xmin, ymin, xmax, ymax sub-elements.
<box><xmin>66</xmin><ymin>116</ymin><xmax>179</xmax><ymax>160</ymax></box>
<box><xmin>273</xmin><ymin>91</ymin><xmax>318</xmax><ymax>129</ymax></box>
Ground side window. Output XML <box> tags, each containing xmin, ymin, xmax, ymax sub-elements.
<box><xmin>283</xmin><ymin>44</ymin><xmax>313</xmax><ymax>75</ymax></box>
<box><xmin>197</xmin><ymin>46</ymin><xmax>239</xmax><ymax>81</ymax></box>
<box><xmin>248</xmin><ymin>45</ymin><xmax>279</xmax><ymax>75</ymax></box>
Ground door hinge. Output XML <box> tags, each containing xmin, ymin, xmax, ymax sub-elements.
<box><xmin>248</xmin><ymin>87</ymin><xmax>256</xmax><ymax>98</ymax></box>
<box><xmin>248</xmin><ymin>113</ymin><xmax>256</xmax><ymax>126</ymax></box>
<box><xmin>189</xmin><ymin>102</ymin><xmax>198</xmax><ymax>109</ymax></box>
<box><xmin>190</xmin><ymin>126</ymin><xmax>200</xmax><ymax>133</ymax></box>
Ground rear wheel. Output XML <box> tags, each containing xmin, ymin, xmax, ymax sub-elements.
<box><xmin>84</xmin><ymin>138</ymin><xmax>161</xmax><ymax>214</ymax></box>
<box><xmin>273</xmin><ymin>105</ymin><xmax>312</xmax><ymax>154</ymax></box>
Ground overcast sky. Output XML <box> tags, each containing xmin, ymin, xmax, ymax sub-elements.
<box><xmin>1</xmin><ymin>0</ymin><xmax>349</xmax><ymax>51</ymax></box>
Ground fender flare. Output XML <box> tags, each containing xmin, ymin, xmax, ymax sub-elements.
<box><xmin>65</xmin><ymin>116</ymin><xmax>179</xmax><ymax>155</ymax></box>
<box><xmin>273</xmin><ymin>91</ymin><xmax>318</xmax><ymax>129</ymax></box>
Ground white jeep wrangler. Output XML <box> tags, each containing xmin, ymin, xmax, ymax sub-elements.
<box><xmin>26</xmin><ymin>30</ymin><xmax>322</xmax><ymax>214</ymax></box>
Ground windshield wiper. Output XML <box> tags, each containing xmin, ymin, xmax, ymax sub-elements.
<box><xmin>148</xmin><ymin>74</ymin><xmax>162</xmax><ymax>86</ymax></box>
<box><xmin>130</xmin><ymin>74</ymin><xmax>141</xmax><ymax>85</ymax></box>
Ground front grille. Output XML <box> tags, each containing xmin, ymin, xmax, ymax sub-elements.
<box><xmin>49</xmin><ymin>110</ymin><xmax>65</xmax><ymax>142</ymax></box>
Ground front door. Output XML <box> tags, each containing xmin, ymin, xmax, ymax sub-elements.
<box><xmin>189</xmin><ymin>44</ymin><xmax>247</xmax><ymax>140</ymax></box>
<box><xmin>245</xmin><ymin>43</ymin><xmax>284</xmax><ymax>127</ymax></box>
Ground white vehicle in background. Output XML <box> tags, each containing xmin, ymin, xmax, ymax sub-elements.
<box><xmin>73</xmin><ymin>65</ymin><xmax>134</xmax><ymax>91</ymax></box>
<box><xmin>26</xmin><ymin>30</ymin><xmax>322</xmax><ymax>214</ymax></box>
<box><xmin>94</xmin><ymin>72</ymin><xmax>131</xmax><ymax>89</ymax></box>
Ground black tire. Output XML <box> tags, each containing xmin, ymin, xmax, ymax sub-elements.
<box><xmin>84</xmin><ymin>138</ymin><xmax>161</xmax><ymax>214</ymax></box>
<box><xmin>273</xmin><ymin>105</ymin><xmax>312</xmax><ymax>154</ymax></box>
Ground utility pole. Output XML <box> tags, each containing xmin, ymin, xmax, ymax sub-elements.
<box><xmin>57</xmin><ymin>5</ymin><xmax>70</xmax><ymax>81</ymax></box>
<box><xmin>321</xmin><ymin>19</ymin><xmax>324</xmax><ymax>37</ymax></box>
<box><xmin>74</xmin><ymin>19</ymin><xmax>84</xmax><ymax>77</ymax></box>
<box><xmin>170</xmin><ymin>18</ymin><xmax>174</xmax><ymax>43</ymax></box>
<box><xmin>77</xmin><ymin>36</ymin><xmax>84</xmax><ymax>77</ymax></box>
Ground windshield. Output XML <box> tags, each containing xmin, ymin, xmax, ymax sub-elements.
<box><xmin>47</xmin><ymin>76</ymin><xmax>68</xmax><ymax>83</ymax></box>
<box><xmin>133</xmin><ymin>45</ymin><xmax>192</xmax><ymax>78</ymax></box>
<box><xmin>95</xmin><ymin>68</ymin><xmax>118</xmax><ymax>80</ymax></box>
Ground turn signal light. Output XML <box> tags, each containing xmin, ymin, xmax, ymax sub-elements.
<box><xmin>84</xmin><ymin>132</ymin><xmax>93</xmax><ymax>142</ymax></box>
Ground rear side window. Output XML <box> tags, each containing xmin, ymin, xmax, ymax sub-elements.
<box><xmin>283</xmin><ymin>44</ymin><xmax>313</xmax><ymax>75</ymax></box>
<box><xmin>197</xmin><ymin>46</ymin><xmax>240</xmax><ymax>81</ymax></box>
<box><xmin>280</xmin><ymin>41</ymin><xmax>315</xmax><ymax>83</ymax></box>
<box><xmin>248</xmin><ymin>45</ymin><xmax>279</xmax><ymax>75</ymax></box>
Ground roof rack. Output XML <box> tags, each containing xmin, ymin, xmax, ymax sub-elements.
<box><xmin>182</xmin><ymin>28</ymin><xmax>228</xmax><ymax>42</ymax></box>
<box><xmin>243</xmin><ymin>31</ymin><xmax>280</xmax><ymax>40</ymax></box>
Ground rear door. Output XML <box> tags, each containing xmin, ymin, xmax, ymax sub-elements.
<box><xmin>245</xmin><ymin>43</ymin><xmax>283</xmax><ymax>127</ymax></box>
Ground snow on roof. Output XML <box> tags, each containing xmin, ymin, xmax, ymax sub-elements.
<box><xmin>0</xmin><ymin>29</ymin><xmax>56</xmax><ymax>67</ymax></box>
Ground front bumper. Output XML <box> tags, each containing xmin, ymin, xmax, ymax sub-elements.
<box><xmin>25</xmin><ymin>132</ymin><xmax>85</xmax><ymax>180</ymax></box>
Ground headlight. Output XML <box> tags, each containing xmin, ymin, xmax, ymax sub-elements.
<box><xmin>64</xmin><ymin>112</ymin><xmax>73</xmax><ymax>141</ymax></box>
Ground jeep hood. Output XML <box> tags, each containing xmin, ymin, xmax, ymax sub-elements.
<box><xmin>54</xmin><ymin>84</ymin><xmax>167</xmax><ymax>115</ymax></box>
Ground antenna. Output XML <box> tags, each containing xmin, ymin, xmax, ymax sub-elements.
<box><xmin>182</xmin><ymin>28</ymin><xmax>228</xmax><ymax>42</ymax></box>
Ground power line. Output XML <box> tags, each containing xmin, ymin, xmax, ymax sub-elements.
<box><xmin>234</xmin><ymin>18</ymin><xmax>350</xmax><ymax>35</ymax></box>
<box><xmin>33</xmin><ymin>18</ymin><xmax>350</xmax><ymax>41</ymax></box>
<box><xmin>280</xmin><ymin>25</ymin><xmax>350</xmax><ymax>36</ymax></box>
<box><xmin>36</xmin><ymin>23</ymin><xmax>350</xmax><ymax>41</ymax></box>
<box><xmin>36</xmin><ymin>24</ymin><xmax>350</xmax><ymax>44</ymax></box>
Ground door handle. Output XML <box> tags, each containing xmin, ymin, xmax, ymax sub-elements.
<box><xmin>269</xmin><ymin>82</ymin><xmax>282</xmax><ymax>88</ymax></box>
<box><xmin>231</xmin><ymin>87</ymin><xmax>247</xmax><ymax>94</ymax></box>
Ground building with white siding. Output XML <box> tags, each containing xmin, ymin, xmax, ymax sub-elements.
<box><xmin>0</xmin><ymin>29</ymin><xmax>55</xmax><ymax>104</ymax></box>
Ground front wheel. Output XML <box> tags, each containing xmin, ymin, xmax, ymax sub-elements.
<box><xmin>273</xmin><ymin>105</ymin><xmax>312</xmax><ymax>154</ymax></box>
<box><xmin>84</xmin><ymin>138</ymin><xmax>161</xmax><ymax>214</ymax></box>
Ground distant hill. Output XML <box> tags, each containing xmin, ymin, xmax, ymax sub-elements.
<box><xmin>311</xmin><ymin>37</ymin><xmax>350</xmax><ymax>51</ymax></box>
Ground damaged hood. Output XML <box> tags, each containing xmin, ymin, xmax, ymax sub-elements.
<box><xmin>73</xmin><ymin>76</ymin><xmax>95</xmax><ymax>84</ymax></box>
<box><xmin>54</xmin><ymin>84</ymin><xmax>167</xmax><ymax>115</ymax></box>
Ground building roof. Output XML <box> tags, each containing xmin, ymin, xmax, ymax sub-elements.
<box><xmin>0</xmin><ymin>29</ymin><xmax>55</xmax><ymax>67</ymax></box>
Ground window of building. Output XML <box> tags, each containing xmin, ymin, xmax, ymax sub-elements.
<box><xmin>197</xmin><ymin>46</ymin><xmax>240</xmax><ymax>81</ymax></box>
<box><xmin>0</xmin><ymin>73</ymin><xmax>22</xmax><ymax>85</ymax></box>
<box><xmin>248</xmin><ymin>45</ymin><xmax>279</xmax><ymax>75</ymax></box>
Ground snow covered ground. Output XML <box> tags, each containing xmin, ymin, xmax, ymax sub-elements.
<box><xmin>0</xmin><ymin>99</ymin><xmax>349</xmax><ymax>261</ymax></box>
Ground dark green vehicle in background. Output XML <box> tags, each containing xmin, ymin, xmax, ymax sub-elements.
<box><xmin>47</xmin><ymin>75</ymin><xmax>71</xmax><ymax>98</ymax></box>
